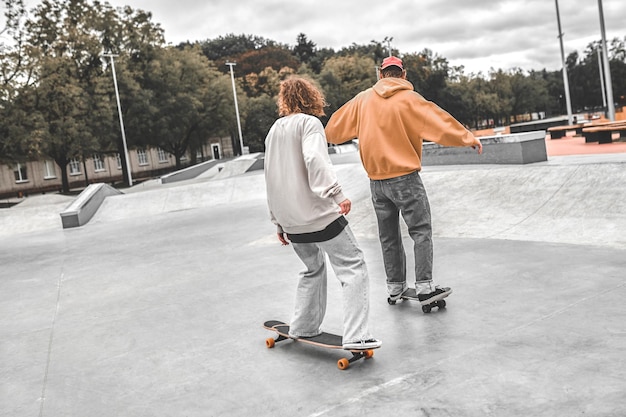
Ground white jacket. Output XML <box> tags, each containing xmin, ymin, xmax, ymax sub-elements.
<box><xmin>264</xmin><ymin>113</ymin><xmax>346</xmax><ymax>234</ymax></box>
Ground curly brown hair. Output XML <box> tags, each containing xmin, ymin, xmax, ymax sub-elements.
<box><xmin>277</xmin><ymin>77</ymin><xmax>326</xmax><ymax>117</ymax></box>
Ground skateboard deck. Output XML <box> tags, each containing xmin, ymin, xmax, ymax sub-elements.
<box><xmin>387</xmin><ymin>287</ymin><xmax>452</xmax><ymax>313</ymax></box>
<box><xmin>263</xmin><ymin>320</ymin><xmax>376</xmax><ymax>370</ymax></box>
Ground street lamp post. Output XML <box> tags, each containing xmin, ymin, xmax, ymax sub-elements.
<box><xmin>225</xmin><ymin>62</ymin><xmax>245</xmax><ymax>156</ymax></box>
<box><xmin>598</xmin><ymin>0</ymin><xmax>615</xmax><ymax>121</ymax></box>
<box><xmin>597</xmin><ymin>49</ymin><xmax>607</xmax><ymax>109</ymax></box>
<box><xmin>102</xmin><ymin>53</ymin><xmax>133</xmax><ymax>186</ymax></box>
<box><xmin>554</xmin><ymin>0</ymin><xmax>573</xmax><ymax>125</ymax></box>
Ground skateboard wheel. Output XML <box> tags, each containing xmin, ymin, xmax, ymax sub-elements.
<box><xmin>337</xmin><ymin>358</ymin><xmax>350</xmax><ymax>370</ymax></box>
<box><xmin>437</xmin><ymin>299</ymin><xmax>446</xmax><ymax>309</ymax></box>
<box><xmin>422</xmin><ymin>304</ymin><xmax>432</xmax><ymax>313</ymax></box>
<box><xmin>387</xmin><ymin>298</ymin><xmax>396</xmax><ymax>305</ymax></box>
<box><xmin>364</xmin><ymin>350</ymin><xmax>374</xmax><ymax>359</ymax></box>
<box><xmin>266</xmin><ymin>338</ymin><xmax>275</xmax><ymax>348</ymax></box>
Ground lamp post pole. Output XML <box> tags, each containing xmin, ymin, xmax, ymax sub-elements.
<box><xmin>226</xmin><ymin>62</ymin><xmax>245</xmax><ymax>155</ymax></box>
<box><xmin>554</xmin><ymin>0</ymin><xmax>573</xmax><ymax>125</ymax></box>
<box><xmin>598</xmin><ymin>0</ymin><xmax>615</xmax><ymax>121</ymax></box>
<box><xmin>102</xmin><ymin>53</ymin><xmax>133</xmax><ymax>186</ymax></box>
<box><xmin>597</xmin><ymin>48</ymin><xmax>607</xmax><ymax>108</ymax></box>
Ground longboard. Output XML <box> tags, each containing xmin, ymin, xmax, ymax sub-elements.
<box><xmin>387</xmin><ymin>287</ymin><xmax>451</xmax><ymax>313</ymax></box>
<box><xmin>263</xmin><ymin>320</ymin><xmax>376</xmax><ymax>370</ymax></box>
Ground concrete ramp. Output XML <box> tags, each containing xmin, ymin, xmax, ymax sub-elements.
<box><xmin>1</xmin><ymin>156</ymin><xmax>625</xmax><ymax>251</ymax></box>
<box><xmin>0</xmin><ymin>194</ymin><xmax>74</xmax><ymax>236</ymax></box>
<box><xmin>423</xmin><ymin>163</ymin><xmax>626</xmax><ymax>249</ymax></box>
<box><xmin>332</xmin><ymin>159</ymin><xmax>626</xmax><ymax>249</ymax></box>
<box><xmin>89</xmin><ymin>159</ymin><xmax>626</xmax><ymax>249</ymax></box>
<box><xmin>90</xmin><ymin>173</ymin><xmax>269</xmax><ymax>224</ymax></box>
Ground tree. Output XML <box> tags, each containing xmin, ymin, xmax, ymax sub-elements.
<box><xmin>338</xmin><ymin>40</ymin><xmax>388</xmax><ymax>65</ymax></box>
<box><xmin>17</xmin><ymin>0</ymin><xmax>112</xmax><ymax>192</ymax></box>
<box><xmin>293</xmin><ymin>33</ymin><xmax>316</xmax><ymax>64</ymax></box>
<box><xmin>198</xmin><ymin>33</ymin><xmax>270</xmax><ymax>62</ymax></box>
<box><xmin>242</xmin><ymin>93</ymin><xmax>277</xmax><ymax>153</ymax></box>
<box><xmin>139</xmin><ymin>46</ymin><xmax>233</xmax><ymax>168</ymax></box>
<box><xmin>509</xmin><ymin>69</ymin><xmax>549</xmax><ymax>117</ymax></box>
<box><xmin>236</xmin><ymin>46</ymin><xmax>299</xmax><ymax>78</ymax></box>
<box><xmin>318</xmin><ymin>54</ymin><xmax>377</xmax><ymax>117</ymax></box>
<box><xmin>0</xmin><ymin>0</ymin><xmax>39</xmax><ymax>163</ymax></box>
<box><xmin>243</xmin><ymin>65</ymin><xmax>294</xmax><ymax>97</ymax></box>
<box><xmin>6</xmin><ymin>0</ymin><xmax>166</xmax><ymax>191</ymax></box>
<box><xmin>441</xmin><ymin>75</ymin><xmax>475</xmax><ymax>127</ymax></box>
<box><xmin>403</xmin><ymin>50</ymin><xmax>450</xmax><ymax>102</ymax></box>
<box><xmin>28</xmin><ymin>56</ymin><xmax>97</xmax><ymax>192</ymax></box>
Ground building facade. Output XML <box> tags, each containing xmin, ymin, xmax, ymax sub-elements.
<box><xmin>0</xmin><ymin>137</ymin><xmax>233</xmax><ymax>199</ymax></box>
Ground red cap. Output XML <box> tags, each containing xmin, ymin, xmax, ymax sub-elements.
<box><xmin>380</xmin><ymin>56</ymin><xmax>403</xmax><ymax>70</ymax></box>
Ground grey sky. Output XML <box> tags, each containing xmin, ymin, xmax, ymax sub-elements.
<box><xmin>10</xmin><ymin>0</ymin><xmax>626</xmax><ymax>74</ymax></box>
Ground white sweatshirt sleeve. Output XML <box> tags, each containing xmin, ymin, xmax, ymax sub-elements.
<box><xmin>301</xmin><ymin>120</ymin><xmax>347</xmax><ymax>205</ymax></box>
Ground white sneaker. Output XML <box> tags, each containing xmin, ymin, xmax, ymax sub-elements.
<box><xmin>343</xmin><ymin>339</ymin><xmax>382</xmax><ymax>350</ymax></box>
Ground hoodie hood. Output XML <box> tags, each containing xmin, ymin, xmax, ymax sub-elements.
<box><xmin>372</xmin><ymin>77</ymin><xmax>414</xmax><ymax>98</ymax></box>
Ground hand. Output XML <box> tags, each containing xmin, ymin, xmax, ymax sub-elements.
<box><xmin>338</xmin><ymin>199</ymin><xmax>351</xmax><ymax>215</ymax></box>
<box><xmin>277</xmin><ymin>232</ymin><xmax>290</xmax><ymax>246</ymax></box>
<box><xmin>472</xmin><ymin>140</ymin><xmax>483</xmax><ymax>154</ymax></box>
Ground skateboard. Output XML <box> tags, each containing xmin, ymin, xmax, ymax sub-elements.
<box><xmin>387</xmin><ymin>288</ymin><xmax>452</xmax><ymax>313</ymax></box>
<box><xmin>263</xmin><ymin>320</ymin><xmax>377</xmax><ymax>370</ymax></box>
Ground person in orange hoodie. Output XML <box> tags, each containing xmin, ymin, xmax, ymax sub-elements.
<box><xmin>325</xmin><ymin>56</ymin><xmax>482</xmax><ymax>306</ymax></box>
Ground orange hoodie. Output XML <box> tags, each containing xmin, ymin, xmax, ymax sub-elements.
<box><xmin>325</xmin><ymin>77</ymin><xmax>478</xmax><ymax>180</ymax></box>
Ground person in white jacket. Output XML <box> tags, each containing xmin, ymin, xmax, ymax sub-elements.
<box><xmin>264</xmin><ymin>77</ymin><xmax>381</xmax><ymax>350</ymax></box>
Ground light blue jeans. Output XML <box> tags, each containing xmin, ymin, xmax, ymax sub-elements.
<box><xmin>290</xmin><ymin>225</ymin><xmax>373</xmax><ymax>344</ymax></box>
<box><xmin>370</xmin><ymin>171</ymin><xmax>433</xmax><ymax>295</ymax></box>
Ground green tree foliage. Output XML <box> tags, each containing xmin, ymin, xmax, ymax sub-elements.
<box><xmin>17</xmin><ymin>0</ymin><xmax>114</xmax><ymax>191</ymax></box>
<box><xmin>293</xmin><ymin>33</ymin><xmax>316</xmax><ymax>64</ymax></box>
<box><xmin>0</xmin><ymin>0</ymin><xmax>39</xmax><ymax>163</ymax></box>
<box><xmin>568</xmin><ymin>39</ymin><xmax>626</xmax><ymax>110</ymax></box>
<box><xmin>237</xmin><ymin>47</ymin><xmax>299</xmax><ymax>81</ymax></box>
<box><xmin>244</xmin><ymin>65</ymin><xmax>294</xmax><ymax>98</ymax></box>
<box><xmin>3</xmin><ymin>0</ymin><xmax>167</xmax><ymax>191</ymax></box>
<box><xmin>403</xmin><ymin>49</ymin><xmax>450</xmax><ymax>103</ymax></box>
<box><xmin>198</xmin><ymin>33</ymin><xmax>271</xmax><ymax>63</ymax></box>
<box><xmin>318</xmin><ymin>54</ymin><xmax>377</xmax><ymax>116</ymax></box>
<box><xmin>139</xmin><ymin>46</ymin><xmax>233</xmax><ymax>168</ymax></box>
<box><xmin>242</xmin><ymin>93</ymin><xmax>277</xmax><ymax>153</ymax></box>
<box><xmin>338</xmin><ymin>40</ymin><xmax>388</xmax><ymax>64</ymax></box>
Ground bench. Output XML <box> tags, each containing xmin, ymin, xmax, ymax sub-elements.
<box><xmin>582</xmin><ymin>121</ymin><xmax>626</xmax><ymax>144</ymax></box>
<box><xmin>547</xmin><ymin>123</ymin><xmax>585</xmax><ymax>139</ymax></box>
<box><xmin>422</xmin><ymin>130</ymin><xmax>547</xmax><ymax>165</ymax></box>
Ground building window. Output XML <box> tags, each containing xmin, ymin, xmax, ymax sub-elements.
<box><xmin>14</xmin><ymin>163</ymin><xmax>28</xmax><ymax>183</ymax></box>
<box><xmin>69</xmin><ymin>158</ymin><xmax>81</xmax><ymax>175</ymax></box>
<box><xmin>157</xmin><ymin>148</ymin><xmax>168</xmax><ymax>163</ymax></box>
<box><xmin>93</xmin><ymin>154</ymin><xmax>105</xmax><ymax>172</ymax></box>
<box><xmin>43</xmin><ymin>160</ymin><xmax>57</xmax><ymax>179</ymax></box>
<box><xmin>137</xmin><ymin>149</ymin><xmax>148</xmax><ymax>166</ymax></box>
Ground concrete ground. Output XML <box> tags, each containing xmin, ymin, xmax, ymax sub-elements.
<box><xmin>1</xmin><ymin>149</ymin><xmax>626</xmax><ymax>416</ymax></box>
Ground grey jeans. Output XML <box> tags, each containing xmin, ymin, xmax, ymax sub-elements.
<box><xmin>370</xmin><ymin>171</ymin><xmax>433</xmax><ymax>295</ymax></box>
<box><xmin>290</xmin><ymin>225</ymin><xmax>373</xmax><ymax>344</ymax></box>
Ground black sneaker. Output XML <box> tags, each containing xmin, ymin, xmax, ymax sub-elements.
<box><xmin>417</xmin><ymin>286</ymin><xmax>452</xmax><ymax>304</ymax></box>
<box><xmin>388</xmin><ymin>287</ymin><xmax>409</xmax><ymax>302</ymax></box>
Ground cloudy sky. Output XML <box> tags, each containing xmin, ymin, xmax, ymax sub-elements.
<box><xmin>11</xmin><ymin>0</ymin><xmax>626</xmax><ymax>74</ymax></box>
